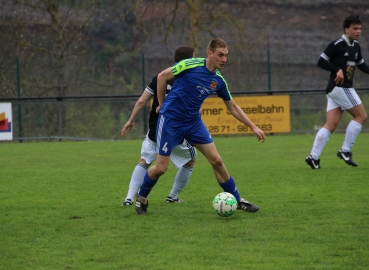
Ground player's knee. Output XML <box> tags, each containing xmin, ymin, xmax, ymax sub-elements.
<box><xmin>210</xmin><ymin>156</ymin><xmax>223</xmax><ymax>168</ymax></box>
<box><xmin>185</xmin><ymin>157</ymin><xmax>197</xmax><ymax>167</ymax></box>
<box><xmin>361</xmin><ymin>112</ymin><xmax>367</xmax><ymax>123</ymax></box>
<box><xmin>353</xmin><ymin>113</ymin><xmax>367</xmax><ymax>125</ymax></box>
<box><xmin>138</xmin><ymin>159</ymin><xmax>150</xmax><ymax>168</ymax></box>
<box><xmin>324</xmin><ymin>122</ymin><xmax>338</xmax><ymax>133</ymax></box>
<box><xmin>155</xmin><ymin>166</ymin><xmax>168</xmax><ymax>176</ymax></box>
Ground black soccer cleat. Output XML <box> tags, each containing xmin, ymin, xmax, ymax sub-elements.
<box><xmin>135</xmin><ymin>195</ymin><xmax>149</xmax><ymax>215</ymax></box>
<box><xmin>237</xmin><ymin>198</ymin><xmax>259</xmax><ymax>213</ymax></box>
<box><xmin>337</xmin><ymin>150</ymin><xmax>358</xmax><ymax>167</ymax></box>
<box><xmin>122</xmin><ymin>198</ymin><xmax>133</xmax><ymax>206</ymax></box>
<box><xmin>165</xmin><ymin>196</ymin><xmax>184</xmax><ymax>203</ymax></box>
<box><xmin>305</xmin><ymin>155</ymin><xmax>321</xmax><ymax>169</ymax></box>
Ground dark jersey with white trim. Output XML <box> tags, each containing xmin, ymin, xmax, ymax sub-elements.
<box><xmin>145</xmin><ymin>75</ymin><xmax>174</xmax><ymax>142</ymax></box>
<box><xmin>319</xmin><ymin>34</ymin><xmax>365</xmax><ymax>93</ymax></box>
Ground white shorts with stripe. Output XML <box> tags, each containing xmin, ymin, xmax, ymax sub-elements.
<box><xmin>326</xmin><ymin>87</ymin><xmax>362</xmax><ymax>111</ymax></box>
<box><xmin>140</xmin><ymin>134</ymin><xmax>196</xmax><ymax>169</ymax></box>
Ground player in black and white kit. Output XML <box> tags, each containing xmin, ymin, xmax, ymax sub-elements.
<box><xmin>306</xmin><ymin>15</ymin><xmax>369</xmax><ymax>169</ymax></box>
<box><xmin>121</xmin><ymin>46</ymin><xmax>197</xmax><ymax>205</ymax></box>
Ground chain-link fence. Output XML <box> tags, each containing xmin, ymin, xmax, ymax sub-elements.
<box><xmin>2</xmin><ymin>89</ymin><xmax>369</xmax><ymax>142</ymax></box>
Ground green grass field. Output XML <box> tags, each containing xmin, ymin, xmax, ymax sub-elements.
<box><xmin>1</xmin><ymin>134</ymin><xmax>369</xmax><ymax>270</ymax></box>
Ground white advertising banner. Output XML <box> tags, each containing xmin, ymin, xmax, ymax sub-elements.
<box><xmin>0</xmin><ymin>103</ymin><xmax>13</xmax><ymax>140</ymax></box>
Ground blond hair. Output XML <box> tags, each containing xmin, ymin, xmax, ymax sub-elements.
<box><xmin>207</xmin><ymin>38</ymin><xmax>228</xmax><ymax>53</ymax></box>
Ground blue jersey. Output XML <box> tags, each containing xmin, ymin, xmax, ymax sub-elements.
<box><xmin>160</xmin><ymin>58</ymin><xmax>232</xmax><ymax>119</ymax></box>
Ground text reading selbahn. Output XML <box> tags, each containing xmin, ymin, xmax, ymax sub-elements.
<box><xmin>201</xmin><ymin>105</ymin><xmax>284</xmax><ymax>115</ymax></box>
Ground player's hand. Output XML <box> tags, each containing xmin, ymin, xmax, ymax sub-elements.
<box><xmin>334</xmin><ymin>69</ymin><xmax>344</xmax><ymax>86</ymax></box>
<box><xmin>252</xmin><ymin>126</ymin><xmax>266</xmax><ymax>143</ymax></box>
<box><xmin>121</xmin><ymin>122</ymin><xmax>134</xmax><ymax>137</ymax></box>
<box><xmin>155</xmin><ymin>105</ymin><xmax>161</xmax><ymax>114</ymax></box>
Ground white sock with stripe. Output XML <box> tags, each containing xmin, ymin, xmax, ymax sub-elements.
<box><xmin>310</xmin><ymin>127</ymin><xmax>331</xmax><ymax>160</ymax></box>
<box><xmin>342</xmin><ymin>120</ymin><xmax>362</xmax><ymax>152</ymax></box>
<box><xmin>169</xmin><ymin>165</ymin><xmax>193</xmax><ymax>200</ymax></box>
<box><xmin>125</xmin><ymin>164</ymin><xmax>147</xmax><ymax>201</ymax></box>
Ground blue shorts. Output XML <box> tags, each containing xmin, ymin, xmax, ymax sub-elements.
<box><xmin>156</xmin><ymin>114</ymin><xmax>213</xmax><ymax>156</ymax></box>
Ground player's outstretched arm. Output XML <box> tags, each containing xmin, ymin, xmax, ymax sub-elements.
<box><xmin>121</xmin><ymin>91</ymin><xmax>152</xmax><ymax>137</ymax></box>
<box><xmin>224</xmin><ymin>99</ymin><xmax>266</xmax><ymax>142</ymax></box>
<box><xmin>156</xmin><ymin>67</ymin><xmax>175</xmax><ymax>113</ymax></box>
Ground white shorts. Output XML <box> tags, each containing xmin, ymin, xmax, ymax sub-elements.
<box><xmin>326</xmin><ymin>87</ymin><xmax>362</xmax><ymax>111</ymax></box>
<box><xmin>141</xmin><ymin>135</ymin><xmax>197</xmax><ymax>169</ymax></box>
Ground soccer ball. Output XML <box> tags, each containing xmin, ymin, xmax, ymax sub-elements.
<box><xmin>213</xmin><ymin>192</ymin><xmax>238</xmax><ymax>217</ymax></box>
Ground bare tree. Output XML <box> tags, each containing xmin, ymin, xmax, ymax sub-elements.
<box><xmin>0</xmin><ymin>0</ymin><xmax>145</xmax><ymax>137</ymax></box>
<box><xmin>131</xmin><ymin>0</ymin><xmax>254</xmax><ymax>54</ymax></box>
<box><xmin>0</xmin><ymin>0</ymin><xmax>144</xmax><ymax>97</ymax></box>
<box><xmin>129</xmin><ymin>0</ymin><xmax>264</xmax><ymax>93</ymax></box>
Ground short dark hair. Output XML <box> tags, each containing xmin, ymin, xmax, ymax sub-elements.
<box><xmin>343</xmin><ymin>15</ymin><xmax>362</xmax><ymax>30</ymax></box>
<box><xmin>174</xmin><ymin>46</ymin><xmax>194</xmax><ymax>62</ymax></box>
<box><xmin>207</xmin><ymin>38</ymin><xmax>228</xmax><ymax>53</ymax></box>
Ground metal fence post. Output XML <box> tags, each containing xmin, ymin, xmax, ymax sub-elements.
<box><xmin>142</xmin><ymin>52</ymin><xmax>147</xmax><ymax>135</ymax></box>
<box><xmin>57</xmin><ymin>97</ymin><xmax>62</xmax><ymax>141</ymax></box>
<box><xmin>267</xmin><ymin>48</ymin><xmax>272</xmax><ymax>95</ymax></box>
<box><xmin>16</xmin><ymin>56</ymin><xmax>22</xmax><ymax>142</ymax></box>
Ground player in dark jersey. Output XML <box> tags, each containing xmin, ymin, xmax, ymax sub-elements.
<box><xmin>135</xmin><ymin>38</ymin><xmax>266</xmax><ymax>215</ymax></box>
<box><xmin>121</xmin><ymin>46</ymin><xmax>196</xmax><ymax>206</ymax></box>
<box><xmin>306</xmin><ymin>15</ymin><xmax>369</xmax><ymax>169</ymax></box>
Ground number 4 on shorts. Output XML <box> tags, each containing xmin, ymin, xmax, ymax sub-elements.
<box><xmin>162</xmin><ymin>142</ymin><xmax>168</xmax><ymax>153</ymax></box>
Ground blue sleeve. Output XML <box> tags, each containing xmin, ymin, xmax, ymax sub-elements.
<box><xmin>216</xmin><ymin>81</ymin><xmax>232</xmax><ymax>101</ymax></box>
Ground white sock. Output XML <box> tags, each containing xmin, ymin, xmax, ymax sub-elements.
<box><xmin>125</xmin><ymin>164</ymin><xmax>147</xmax><ymax>201</ymax></box>
<box><xmin>169</xmin><ymin>165</ymin><xmax>193</xmax><ymax>199</ymax></box>
<box><xmin>311</xmin><ymin>127</ymin><xmax>331</xmax><ymax>160</ymax></box>
<box><xmin>342</xmin><ymin>120</ymin><xmax>362</xmax><ymax>152</ymax></box>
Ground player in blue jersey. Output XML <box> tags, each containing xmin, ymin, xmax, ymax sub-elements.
<box><xmin>135</xmin><ymin>38</ymin><xmax>266</xmax><ymax>215</ymax></box>
<box><xmin>121</xmin><ymin>46</ymin><xmax>197</xmax><ymax>206</ymax></box>
<box><xmin>306</xmin><ymin>15</ymin><xmax>369</xmax><ymax>169</ymax></box>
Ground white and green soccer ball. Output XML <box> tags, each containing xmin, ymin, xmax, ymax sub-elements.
<box><xmin>213</xmin><ymin>192</ymin><xmax>238</xmax><ymax>217</ymax></box>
